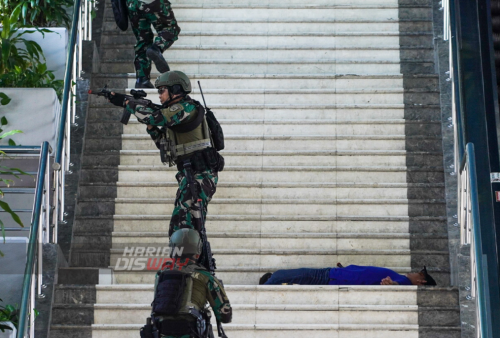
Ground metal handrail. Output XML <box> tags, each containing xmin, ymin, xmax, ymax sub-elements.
<box><xmin>16</xmin><ymin>142</ymin><xmax>52</xmax><ymax>338</ymax></box>
<box><xmin>459</xmin><ymin>143</ymin><xmax>494</xmax><ymax>337</ymax></box>
<box><xmin>53</xmin><ymin>0</ymin><xmax>93</xmax><ymax>243</ymax></box>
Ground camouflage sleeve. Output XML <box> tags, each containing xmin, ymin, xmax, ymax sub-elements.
<box><xmin>206</xmin><ymin>276</ymin><xmax>232</xmax><ymax>323</ymax></box>
<box><xmin>125</xmin><ymin>101</ymin><xmax>166</xmax><ymax>126</ymax></box>
<box><xmin>165</xmin><ymin>103</ymin><xmax>196</xmax><ymax>127</ymax></box>
<box><xmin>146</xmin><ymin>126</ymin><xmax>163</xmax><ymax>150</ymax></box>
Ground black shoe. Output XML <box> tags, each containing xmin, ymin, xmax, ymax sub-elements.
<box><xmin>146</xmin><ymin>45</ymin><xmax>170</xmax><ymax>73</ymax></box>
<box><xmin>135</xmin><ymin>76</ymin><xmax>154</xmax><ymax>88</ymax></box>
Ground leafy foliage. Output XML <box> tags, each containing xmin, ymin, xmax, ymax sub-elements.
<box><xmin>0</xmin><ymin>298</ymin><xmax>19</xmax><ymax>332</ymax></box>
<box><xmin>0</xmin><ymin>8</ymin><xmax>64</xmax><ymax>98</ymax></box>
<box><xmin>0</xmin><ymin>94</ymin><xmax>29</xmax><ymax>257</ymax></box>
<box><xmin>0</xmin><ymin>0</ymin><xmax>73</xmax><ymax>28</ymax></box>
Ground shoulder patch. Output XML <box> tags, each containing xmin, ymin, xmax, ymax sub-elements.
<box><xmin>169</xmin><ymin>103</ymin><xmax>183</xmax><ymax>112</ymax></box>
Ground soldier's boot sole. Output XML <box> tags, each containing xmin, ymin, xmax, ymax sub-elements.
<box><xmin>147</xmin><ymin>47</ymin><xmax>170</xmax><ymax>73</ymax></box>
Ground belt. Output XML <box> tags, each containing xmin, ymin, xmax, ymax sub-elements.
<box><xmin>176</xmin><ymin>139</ymin><xmax>212</xmax><ymax>156</ymax></box>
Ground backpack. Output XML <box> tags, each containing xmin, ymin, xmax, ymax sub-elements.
<box><xmin>205</xmin><ymin>108</ymin><xmax>224</xmax><ymax>151</ymax></box>
<box><xmin>111</xmin><ymin>0</ymin><xmax>128</xmax><ymax>31</ymax></box>
<box><xmin>152</xmin><ymin>270</ymin><xmax>190</xmax><ymax>316</ymax></box>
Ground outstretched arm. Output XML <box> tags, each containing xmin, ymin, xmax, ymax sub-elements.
<box><xmin>124</xmin><ymin>100</ymin><xmax>166</xmax><ymax>126</ymax></box>
<box><xmin>206</xmin><ymin>277</ymin><xmax>232</xmax><ymax>323</ymax></box>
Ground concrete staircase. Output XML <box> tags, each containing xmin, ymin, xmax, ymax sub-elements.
<box><xmin>50</xmin><ymin>0</ymin><xmax>460</xmax><ymax>337</ymax></box>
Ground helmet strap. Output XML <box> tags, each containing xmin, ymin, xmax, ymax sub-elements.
<box><xmin>162</xmin><ymin>94</ymin><xmax>184</xmax><ymax>108</ymax></box>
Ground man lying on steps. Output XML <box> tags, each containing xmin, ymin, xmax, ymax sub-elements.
<box><xmin>259</xmin><ymin>264</ymin><xmax>437</xmax><ymax>286</ymax></box>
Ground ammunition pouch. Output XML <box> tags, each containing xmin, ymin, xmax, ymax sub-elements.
<box><xmin>157</xmin><ymin>319</ymin><xmax>197</xmax><ymax>337</ymax></box>
<box><xmin>176</xmin><ymin>148</ymin><xmax>224</xmax><ymax>173</ymax></box>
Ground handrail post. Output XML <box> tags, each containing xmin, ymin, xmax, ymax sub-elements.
<box><xmin>16</xmin><ymin>142</ymin><xmax>50</xmax><ymax>338</ymax></box>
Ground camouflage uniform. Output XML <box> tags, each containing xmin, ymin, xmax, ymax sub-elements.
<box><xmin>126</xmin><ymin>97</ymin><xmax>219</xmax><ymax>235</ymax></box>
<box><xmin>156</xmin><ymin>258</ymin><xmax>232</xmax><ymax>338</ymax></box>
<box><xmin>126</xmin><ymin>0</ymin><xmax>181</xmax><ymax>78</ymax></box>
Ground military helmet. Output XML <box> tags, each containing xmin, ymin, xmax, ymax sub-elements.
<box><xmin>154</xmin><ymin>71</ymin><xmax>192</xmax><ymax>94</ymax></box>
<box><xmin>169</xmin><ymin>228</ymin><xmax>202</xmax><ymax>257</ymax></box>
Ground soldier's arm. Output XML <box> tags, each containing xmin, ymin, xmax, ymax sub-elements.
<box><xmin>206</xmin><ymin>277</ymin><xmax>232</xmax><ymax>323</ymax></box>
<box><xmin>124</xmin><ymin>101</ymin><xmax>166</xmax><ymax>126</ymax></box>
<box><xmin>164</xmin><ymin>103</ymin><xmax>196</xmax><ymax>127</ymax></box>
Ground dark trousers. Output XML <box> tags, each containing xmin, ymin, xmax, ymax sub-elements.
<box><xmin>264</xmin><ymin>268</ymin><xmax>331</xmax><ymax>285</ymax></box>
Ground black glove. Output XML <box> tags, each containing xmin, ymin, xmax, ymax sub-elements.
<box><xmin>108</xmin><ymin>93</ymin><xmax>127</xmax><ymax>107</ymax></box>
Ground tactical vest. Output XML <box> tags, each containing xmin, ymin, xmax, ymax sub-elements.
<box><xmin>160</xmin><ymin>101</ymin><xmax>213</xmax><ymax>166</ymax></box>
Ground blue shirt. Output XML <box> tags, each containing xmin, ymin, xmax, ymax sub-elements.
<box><xmin>329</xmin><ymin>265</ymin><xmax>412</xmax><ymax>285</ymax></box>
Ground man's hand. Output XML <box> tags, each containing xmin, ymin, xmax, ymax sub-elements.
<box><xmin>108</xmin><ymin>92</ymin><xmax>127</xmax><ymax>107</ymax></box>
<box><xmin>380</xmin><ymin>276</ymin><xmax>398</xmax><ymax>285</ymax></box>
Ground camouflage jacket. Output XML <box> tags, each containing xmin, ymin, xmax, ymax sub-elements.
<box><xmin>126</xmin><ymin>96</ymin><xmax>198</xmax><ymax>129</ymax></box>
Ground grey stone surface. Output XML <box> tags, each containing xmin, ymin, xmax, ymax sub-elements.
<box><xmin>51</xmin><ymin>304</ymin><xmax>94</xmax><ymax>325</ymax></box>
<box><xmin>398</xmin><ymin>0</ymin><xmax>462</xmax><ymax>335</ymax></box>
<box><xmin>57</xmin><ymin>268</ymin><xmax>99</xmax><ymax>285</ymax></box>
<box><xmin>35</xmin><ymin>244</ymin><xmax>68</xmax><ymax>338</ymax></box>
<box><xmin>82</xmin><ymin>41</ymin><xmax>100</xmax><ymax>78</ymax></box>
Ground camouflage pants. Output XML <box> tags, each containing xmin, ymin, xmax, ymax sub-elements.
<box><xmin>126</xmin><ymin>0</ymin><xmax>181</xmax><ymax>78</ymax></box>
<box><xmin>169</xmin><ymin>169</ymin><xmax>218</xmax><ymax>236</ymax></box>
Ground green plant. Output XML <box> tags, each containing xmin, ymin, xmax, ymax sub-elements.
<box><xmin>0</xmin><ymin>94</ymin><xmax>27</xmax><ymax>257</ymax></box>
<box><xmin>0</xmin><ymin>9</ymin><xmax>64</xmax><ymax>98</ymax></box>
<box><xmin>0</xmin><ymin>0</ymin><xmax>73</xmax><ymax>28</ymax></box>
<box><xmin>0</xmin><ymin>299</ymin><xmax>19</xmax><ymax>332</ymax></box>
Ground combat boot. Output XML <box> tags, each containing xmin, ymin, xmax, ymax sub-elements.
<box><xmin>135</xmin><ymin>76</ymin><xmax>154</xmax><ymax>88</ymax></box>
<box><xmin>146</xmin><ymin>45</ymin><xmax>170</xmax><ymax>73</ymax></box>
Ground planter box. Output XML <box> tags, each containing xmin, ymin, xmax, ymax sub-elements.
<box><xmin>0</xmin><ymin>322</ymin><xmax>16</xmax><ymax>338</ymax></box>
<box><xmin>17</xmin><ymin>27</ymin><xmax>68</xmax><ymax>80</ymax></box>
<box><xmin>0</xmin><ymin>237</ymin><xmax>28</xmax><ymax>309</ymax></box>
<box><xmin>0</xmin><ymin>88</ymin><xmax>61</xmax><ymax>149</ymax></box>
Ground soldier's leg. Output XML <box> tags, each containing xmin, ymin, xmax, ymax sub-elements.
<box><xmin>128</xmin><ymin>3</ymin><xmax>154</xmax><ymax>86</ymax></box>
<box><xmin>144</xmin><ymin>0</ymin><xmax>181</xmax><ymax>73</ymax></box>
<box><xmin>150</xmin><ymin>0</ymin><xmax>181</xmax><ymax>52</ymax></box>
<box><xmin>169</xmin><ymin>169</ymin><xmax>218</xmax><ymax>235</ymax></box>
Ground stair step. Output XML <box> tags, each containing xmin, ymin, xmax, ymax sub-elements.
<box><xmin>115</xmin><ymin>90</ymin><xmax>437</xmax><ymax>106</ymax></box>
<box><xmin>102</xmin><ymin>45</ymin><xmax>431</xmax><ymax>61</ymax></box>
<box><xmin>115</xmin><ymin>182</ymin><xmax>443</xmax><ymax>199</ymax></box>
<box><xmin>95</xmin><ymin>284</ymin><xmax>418</xmax><ymax>304</ymax></box>
<box><xmin>115</xmin><ymin>165</ymin><xmax>441</xmax><ymax>184</ymax></box>
<box><xmin>121</xmin><ymin>119</ymin><xmax>438</xmax><ymax>136</ymax></box>
<box><xmin>93</xmin><ymin>304</ymin><xmax>418</xmax><ymax>325</ymax></box>
<box><xmin>111</xmin><ymin>231</ymin><xmax>412</xmax><ymax>250</ymax></box>
<box><xmin>109</xmin><ymin>268</ymin><xmax>414</xmax><ymax>285</ymax></box>
<box><xmin>92</xmin><ymin>323</ymin><xmax>420</xmax><ymax>338</ymax></box>
<box><xmin>102</xmin><ymin>5</ymin><xmax>429</xmax><ymax>22</ymax></box>
<box><xmin>111</xmin><ymin>215</ymin><xmax>439</xmax><ymax>233</ymax></box>
<box><xmin>118</xmin><ymin>151</ymin><xmax>443</xmax><ymax>167</ymax></box>
<box><xmin>101</xmin><ymin>20</ymin><xmax>424</xmax><ymax>34</ymax></box>
<box><xmin>121</xmin><ymin>136</ymin><xmax>409</xmax><ymax>152</ymax></box>
<box><xmin>100</xmin><ymin>59</ymin><xmax>415</xmax><ymax>75</ymax></box>
<box><xmin>109</xmin><ymin>249</ymin><xmax>414</xmax><ymax>269</ymax></box>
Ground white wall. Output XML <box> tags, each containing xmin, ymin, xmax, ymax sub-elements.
<box><xmin>17</xmin><ymin>28</ymin><xmax>68</xmax><ymax>80</ymax></box>
<box><xmin>0</xmin><ymin>88</ymin><xmax>61</xmax><ymax>149</ymax></box>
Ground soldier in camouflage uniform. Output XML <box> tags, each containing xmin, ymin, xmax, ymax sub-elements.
<box><xmin>109</xmin><ymin>71</ymin><xmax>223</xmax><ymax>235</ymax></box>
<box><xmin>146</xmin><ymin>229</ymin><xmax>232</xmax><ymax>338</ymax></box>
<box><xmin>127</xmin><ymin>0</ymin><xmax>181</xmax><ymax>88</ymax></box>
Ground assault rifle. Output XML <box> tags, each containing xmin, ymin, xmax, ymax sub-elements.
<box><xmin>88</xmin><ymin>85</ymin><xmax>162</xmax><ymax>125</ymax></box>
